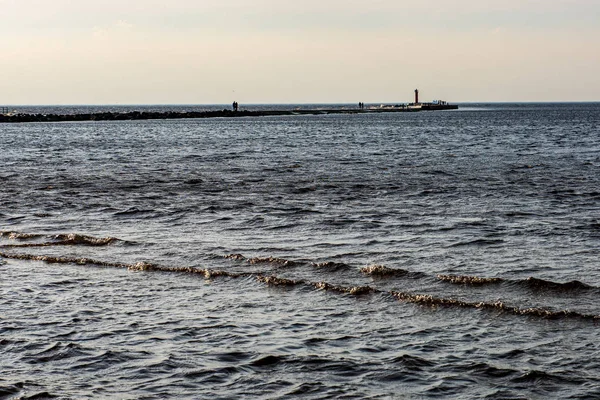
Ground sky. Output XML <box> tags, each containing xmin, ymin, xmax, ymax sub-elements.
<box><xmin>1</xmin><ymin>0</ymin><xmax>599</xmax><ymax>104</ymax></box>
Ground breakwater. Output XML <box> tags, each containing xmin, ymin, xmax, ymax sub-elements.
<box><xmin>0</xmin><ymin>105</ymin><xmax>458</xmax><ymax>123</ymax></box>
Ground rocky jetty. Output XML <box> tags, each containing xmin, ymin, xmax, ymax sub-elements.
<box><xmin>0</xmin><ymin>106</ymin><xmax>457</xmax><ymax>124</ymax></box>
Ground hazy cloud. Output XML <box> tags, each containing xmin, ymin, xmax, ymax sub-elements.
<box><xmin>1</xmin><ymin>0</ymin><xmax>598</xmax><ymax>103</ymax></box>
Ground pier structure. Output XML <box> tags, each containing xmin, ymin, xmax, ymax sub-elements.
<box><xmin>407</xmin><ymin>89</ymin><xmax>458</xmax><ymax>111</ymax></box>
<box><xmin>0</xmin><ymin>90</ymin><xmax>457</xmax><ymax>123</ymax></box>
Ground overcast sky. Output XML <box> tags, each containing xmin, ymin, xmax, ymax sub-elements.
<box><xmin>1</xmin><ymin>0</ymin><xmax>599</xmax><ymax>104</ymax></box>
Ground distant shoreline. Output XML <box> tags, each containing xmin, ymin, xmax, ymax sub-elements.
<box><xmin>0</xmin><ymin>106</ymin><xmax>458</xmax><ymax>123</ymax></box>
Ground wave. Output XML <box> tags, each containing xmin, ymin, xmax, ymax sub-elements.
<box><xmin>521</xmin><ymin>277</ymin><xmax>593</xmax><ymax>292</ymax></box>
<box><xmin>248</xmin><ymin>257</ymin><xmax>298</xmax><ymax>266</ymax></box>
<box><xmin>3</xmin><ymin>251</ymin><xmax>599</xmax><ymax>321</ymax></box>
<box><xmin>449</xmin><ymin>238</ymin><xmax>505</xmax><ymax>247</ymax></box>
<box><xmin>55</xmin><ymin>233</ymin><xmax>121</xmax><ymax>245</ymax></box>
<box><xmin>437</xmin><ymin>275</ymin><xmax>504</xmax><ymax>285</ymax></box>
<box><xmin>505</xmin><ymin>211</ymin><xmax>541</xmax><ymax>218</ymax></box>
<box><xmin>223</xmin><ymin>253</ymin><xmax>298</xmax><ymax>266</ymax></box>
<box><xmin>113</xmin><ymin>208</ymin><xmax>155</xmax><ymax>217</ymax></box>
<box><xmin>0</xmin><ymin>231</ymin><xmax>44</xmax><ymax>240</ymax></box>
<box><xmin>0</xmin><ymin>252</ymin><xmax>255</xmax><ymax>280</ymax></box>
<box><xmin>250</xmin><ymin>355</ymin><xmax>282</xmax><ymax>367</ymax></box>
<box><xmin>511</xmin><ymin>369</ymin><xmax>583</xmax><ymax>385</ymax></box>
<box><xmin>9</xmin><ymin>391</ymin><xmax>58</xmax><ymax>400</ymax></box>
<box><xmin>258</xmin><ymin>276</ymin><xmax>599</xmax><ymax>319</ymax></box>
<box><xmin>390</xmin><ymin>354</ymin><xmax>435</xmax><ymax>370</ymax></box>
<box><xmin>224</xmin><ymin>258</ymin><xmax>419</xmax><ymax>278</ymax></box>
<box><xmin>390</xmin><ymin>291</ymin><xmax>599</xmax><ymax>320</ymax></box>
<box><xmin>124</xmin><ymin>261</ymin><xmax>255</xmax><ymax>279</ymax></box>
<box><xmin>312</xmin><ymin>261</ymin><xmax>351</xmax><ymax>271</ymax></box>
<box><xmin>227</xmin><ymin>257</ymin><xmax>412</xmax><ymax>277</ymax></box>
<box><xmin>256</xmin><ymin>275</ymin><xmax>302</xmax><ymax>287</ymax></box>
<box><xmin>25</xmin><ymin>342</ymin><xmax>89</xmax><ymax>363</ymax></box>
<box><xmin>0</xmin><ymin>231</ymin><xmax>122</xmax><ymax>247</ymax></box>
<box><xmin>0</xmin><ymin>252</ymin><xmax>128</xmax><ymax>268</ymax></box>
<box><xmin>256</xmin><ymin>275</ymin><xmax>376</xmax><ymax>295</ymax></box>
<box><xmin>457</xmin><ymin>362</ymin><xmax>515</xmax><ymax>379</ymax></box>
<box><xmin>452</xmin><ymin>361</ymin><xmax>584</xmax><ymax>388</ymax></box>
<box><xmin>361</xmin><ymin>265</ymin><xmax>412</xmax><ymax>277</ymax></box>
<box><xmin>438</xmin><ymin>274</ymin><xmax>595</xmax><ymax>293</ymax></box>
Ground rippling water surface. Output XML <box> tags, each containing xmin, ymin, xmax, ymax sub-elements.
<box><xmin>2</xmin><ymin>103</ymin><xmax>600</xmax><ymax>399</ymax></box>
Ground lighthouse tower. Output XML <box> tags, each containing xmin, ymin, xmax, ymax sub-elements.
<box><xmin>414</xmin><ymin>89</ymin><xmax>419</xmax><ymax>105</ymax></box>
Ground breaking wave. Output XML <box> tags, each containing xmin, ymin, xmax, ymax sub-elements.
<box><xmin>437</xmin><ymin>274</ymin><xmax>504</xmax><ymax>285</ymax></box>
<box><xmin>361</xmin><ymin>264</ymin><xmax>415</xmax><ymax>277</ymax></box>
<box><xmin>390</xmin><ymin>292</ymin><xmax>599</xmax><ymax>320</ymax></box>
<box><xmin>224</xmin><ymin>254</ymin><xmax>298</xmax><ymax>266</ymax></box>
<box><xmin>0</xmin><ymin>231</ymin><xmax>44</xmax><ymax>240</ymax></box>
<box><xmin>0</xmin><ymin>231</ymin><xmax>123</xmax><ymax>247</ymax></box>
<box><xmin>2</xmin><ymin>251</ymin><xmax>598</xmax><ymax>321</ymax></box>
<box><xmin>438</xmin><ymin>274</ymin><xmax>597</xmax><ymax>293</ymax></box>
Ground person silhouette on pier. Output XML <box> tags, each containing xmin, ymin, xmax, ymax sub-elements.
<box><xmin>232</xmin><ymin>101</ymin><xmax>238</xmax><ymax>111</ymax></box>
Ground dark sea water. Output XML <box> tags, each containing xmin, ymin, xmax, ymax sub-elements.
<box><xmin>1</xmin><ymin>103</ymin><xmax>600</xmax><ymax>399</ymax></box>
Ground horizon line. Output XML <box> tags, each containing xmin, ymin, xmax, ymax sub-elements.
<box><xmin>3</xmin><ymin>101</ymin><xmax>600</xmax><ymax>107</ymax></box>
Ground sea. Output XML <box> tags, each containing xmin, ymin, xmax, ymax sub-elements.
<box><xmin>1</xmin><ymin>103</ymin><xmax>599</xmax><ymax>399</ymax></box>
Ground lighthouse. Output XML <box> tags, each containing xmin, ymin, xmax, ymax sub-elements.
<box><xmin>414</xmin><ymin>89</ymin><xmax>419</xmax><ymax>105</ymax></box>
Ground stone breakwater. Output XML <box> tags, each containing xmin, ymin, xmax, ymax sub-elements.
<box><xmin>0</xmin><ymin>106</ymin><xmax>457</xmax><ymax>123</ymax></box>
